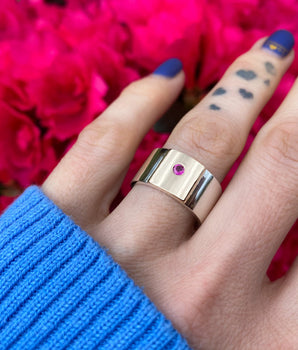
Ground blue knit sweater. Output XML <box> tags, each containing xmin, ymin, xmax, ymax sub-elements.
<box><xmin>0</xmin><ymin>186</ymin><xmax>191</xmax><ymax>349</ymax></box>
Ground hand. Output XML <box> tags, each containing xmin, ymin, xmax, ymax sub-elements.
<box><xmin>41</xmin><ymin>31</ymin><xmax>298</xmax><ymax>349</ymax></box>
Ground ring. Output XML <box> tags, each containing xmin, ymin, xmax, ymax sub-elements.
<box><xmin>131</xmin><ymin>148</ymin><xmax>222</xmax><ymax>224</ymax></box>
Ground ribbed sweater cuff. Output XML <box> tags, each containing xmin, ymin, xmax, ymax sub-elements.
<box><xmin>0</xmin><ymin>186</ymin><xmax>190</xmax><ymax>350</ymax></box>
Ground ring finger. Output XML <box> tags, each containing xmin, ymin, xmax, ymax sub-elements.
<box><xmin>99</xmin><ymin>30</ymin><xmax>295</xmax><ymax>262</ymax></box>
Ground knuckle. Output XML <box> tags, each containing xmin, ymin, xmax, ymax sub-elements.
<box><xmin>77</xmin><ymin>123</ymin><xmax>102</xmax><ymax>148</ymax></box>
<box><xmin>260</xmin><ymin>121</ymin><xmax>298</xmax><ymax>171</ymax></box>
<box><xmin>76</xmin><ymin>119</ymin><xmax>126</xmax><ymax>161</ymax></box>
<box><xmin>178</xmin><ymin>114</ymin><xmax>243</xmax><ymax>160</ymax></box>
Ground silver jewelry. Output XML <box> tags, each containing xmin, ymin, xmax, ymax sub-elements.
<box><xmin>131</xmin><ymin>148</ymin><xmax>222</xmax><ymax>224</ymax></box>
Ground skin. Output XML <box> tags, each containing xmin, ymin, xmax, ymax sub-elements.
<box><xmin>42</xmin><ymin>37</ymin><xmax>298</xmax><ymax>349</ymax></box>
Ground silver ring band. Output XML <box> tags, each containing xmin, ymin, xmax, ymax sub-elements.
<box><xmin>131</xmin><ymin>148</ymin><xmax>222</xmax><ymax>224</ymax></box>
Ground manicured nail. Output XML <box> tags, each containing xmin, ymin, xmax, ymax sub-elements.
<box><xmin>262</xmin><ymin>29</ymin><xmax>295</xmax><ymax>57</ymax></box>
<box><xmin>153</xmin><ymin>58</ymin><xmax>183</xmax><ymax>78</ymax></box>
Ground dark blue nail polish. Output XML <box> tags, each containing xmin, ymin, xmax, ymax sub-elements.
<box><xmin>262</xmin><ymin>29</ymin><xmax>295</xmax><ymax>57</ymax></box>
<box><xmin>153</xmin><ymin>58</ymin><xmax>183</xmax><ymax>78</ymax></box>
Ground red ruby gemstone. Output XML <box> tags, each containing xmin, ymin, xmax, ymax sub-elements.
<box><xmin>173</xmin><ymin>164</ymin><xmax>185</xmax><ymax>175</ymax></box>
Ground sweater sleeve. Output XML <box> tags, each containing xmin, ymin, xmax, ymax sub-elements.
<box><xmin>0</xmin><ymin>186</ymin><xmax>191</xmax><ymax>350</ymax></box>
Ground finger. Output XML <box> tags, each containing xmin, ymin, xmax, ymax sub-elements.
<box><xmin>42</xmin><ymin>59</ymin><xmax>185</xmax><ymax>227</ymax></box>
<box><xmin>166</xmin><ymin>34</ymin><xmax>294</xmax><ymax>182</ymax></box>
<box><xmin>189</xmin><ymin>73</ymin><xmax>298</xmax><ymax>286</ymax></box>
<box><xmin>100</xmin><ymin>31</ymin><xmax>295</xmax><ymax>259</ymax></box>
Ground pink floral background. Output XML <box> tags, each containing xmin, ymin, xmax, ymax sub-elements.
<box><xmin>0</xmin><ymin>0</ymin><xmax>297</xmax><ymax>280</ymax></box>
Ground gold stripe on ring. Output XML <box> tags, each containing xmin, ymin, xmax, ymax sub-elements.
<box><xmin>131</xmin><ymin>148</ymin><xmax>222</xmax><ymax>224</ymax></box>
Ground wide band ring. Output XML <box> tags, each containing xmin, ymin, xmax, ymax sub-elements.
<box><xmin>131</xmin><ymin>148</ymin><xmax>222</xmax><ymax>224</ymax></box>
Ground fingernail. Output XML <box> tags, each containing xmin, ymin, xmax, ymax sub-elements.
<box><xmin>262</xmin><ymin>29</ymin><xmax>295</xmax><ymax>57</ymax></box>
<box><xmin>153</xmin><ymin>58</ymin><xmax>183</xmax><ymax>78</ymax></box>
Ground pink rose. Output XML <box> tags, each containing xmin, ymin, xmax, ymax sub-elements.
<box><xmin>56</xmin><ymin>6</ymin><xmax>140</xmax><ymax>102</ymax></box>
<box><xmin>106</xmin><ymin>0</ymin><xmax>204</xmax><ymax>88</ymax></box>
<box><xmin>0</xmin><ymin>73</ymin><xmax>34</xmax><ymax>112</ymax></box>
<box><xmin>27</xmin><ymin>53</ymin><xmax>108</xmax><ymax>140</ymax></box>
<box><xmin>0</xmin><ymin>101</ymin><xmax>56</xmax><ymax>187</ymax></box>
<box><xmin>0</xmin><ymin>27</ymin><xmax>71</xmax><ymax>109</ymax></box>
<box><xmin>21</xmin><ymin>0</ymin><xmax>66</xmax><ymax>29</ymax></box>
<box><xmin>78</xmin><ymin>42</ymin><xmax>140</xmax><ymax>103</ymax></box>
<box><xmin>0</xmin><ymin>0</ymin><xmax>31</xmax><ymax>41</ymax></box>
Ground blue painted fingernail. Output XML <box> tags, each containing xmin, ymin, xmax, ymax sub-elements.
<box><xmin>153</xmin><ymin>58</ymin><xmax>183</xmax><ymax>78</ymax></box>
<box><xmin>262</xmin><ymin>29</ymin><xmax>295</xmax><ymax>57</ymax></box>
